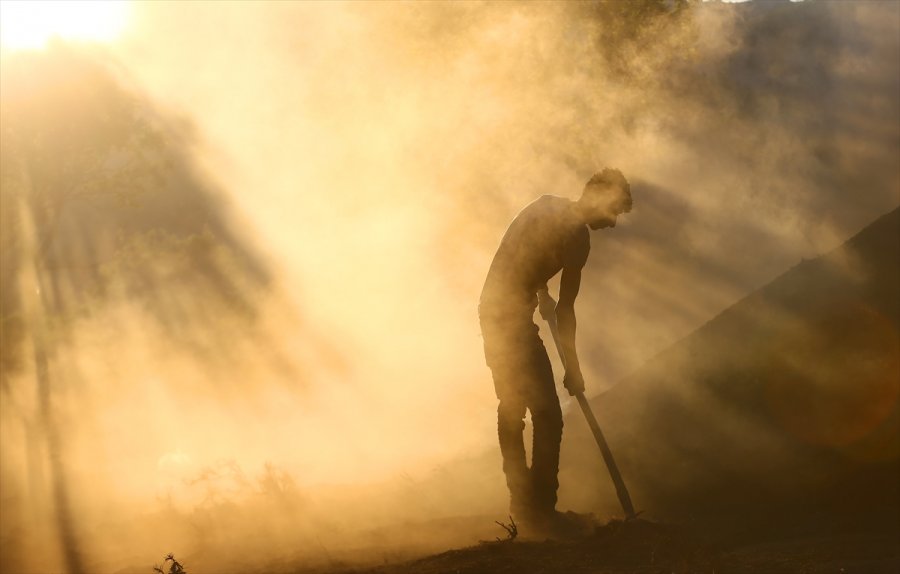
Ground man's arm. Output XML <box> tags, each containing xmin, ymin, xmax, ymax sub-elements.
<box><xmin>537</xmin><ymin>285</ymin><xmax>556</xmax><ymax>323</ymax></box>
<box><xmin>557</xmin><ymin>265</ymin><xmax>585</xmax><ymax>395</ymax></box>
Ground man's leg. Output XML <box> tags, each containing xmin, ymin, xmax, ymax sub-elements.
<box><xmin>527</xmin><ymin>338</ymin><xmax>563</xmax><ymax>516</ymax></box>
<box><xmin>480</xmin><ymin>312</ymin><xmax>542</xmax><ymax>520</ymax></box>
<box><xmin>496</xmin><ymin>396</ymin><xmax>531</xmax><ymax>518</ymax></box>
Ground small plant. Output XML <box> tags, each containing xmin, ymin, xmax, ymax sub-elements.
<box><xmin>152</xmin><ymin>553</ymin><xmax>187</xmax><ymax>574</ymax></box>
<box><xmin>494</xmin><ymin>515</ymin><xmax>518</xmax><ymax>542</ymax></box>
<box><xmin>478</xmin><ymin>515</ymin><xmax>518</xmax><ymax>545</ymax></box>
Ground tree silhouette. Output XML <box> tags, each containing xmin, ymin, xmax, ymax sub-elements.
<box><xmin>0</xmin><ymin>44</ymin><xmax>274</xmax><ymax>573</ymax></box>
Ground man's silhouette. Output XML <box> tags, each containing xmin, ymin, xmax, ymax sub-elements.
<box><xmin>479</xmin><ymin>169</ymin><xmax>632</xmax><ymax>533</ymax></box>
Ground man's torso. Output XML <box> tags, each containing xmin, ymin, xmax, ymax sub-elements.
<box><xmin>480</xmin><ymin>195</ymin><xmax>589</xmax><ymax>318</ymax></box>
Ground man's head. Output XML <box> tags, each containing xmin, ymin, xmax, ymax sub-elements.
<box><xmin>577</xmin><ymin>168</ymin><xmax>632</xmax><ymax>230</ymax></box>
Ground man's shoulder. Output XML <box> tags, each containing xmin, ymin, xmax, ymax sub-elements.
<box><xmin>521</xmin><ymin>194</ymin><xmax>569</xmax><ymax>214</ymax></box>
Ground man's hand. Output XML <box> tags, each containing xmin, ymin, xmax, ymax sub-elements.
<box><xmin>563</xmin><ymin>368</ymin><xmax>585</xmax><ymax>396</ymax></box>
<box><xmin>537</xmin><ymin>286</ymin><xmax>556</xmax><ymax>322</ymax></box>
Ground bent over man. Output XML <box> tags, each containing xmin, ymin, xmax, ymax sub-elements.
<box><xmin>479</xmin><ymin>169</ymin><xmax>632</xmax><ymax>533</ymax></box>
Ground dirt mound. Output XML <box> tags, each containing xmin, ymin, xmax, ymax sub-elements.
<box><xmin>351</xmin><ymin>518</ymin><xmax>718</xmax><ymax>574</ymax></box>
<box><xmin>330</xmin><ymin>519</ymin><xmax>900</xmax><ymax>574</ymax></box>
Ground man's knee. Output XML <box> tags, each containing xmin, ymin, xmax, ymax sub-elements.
<box><xmin>531</xmin><ymin>401</ymin><xmax>563</xmax><ymax>433</ymax></box>
<box><xmin>498</xmin><ymin>400</ymin><xmax>527</xmax><ymax>432</ymax></box>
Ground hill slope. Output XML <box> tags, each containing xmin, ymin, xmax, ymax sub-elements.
<box><xmin>560</xmin><ymin>207</ymin><xmax>900</xmax><ymax>534</ymax></box>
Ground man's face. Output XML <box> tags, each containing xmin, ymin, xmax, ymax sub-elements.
<box><xmin>583</xmin><ymin>185</ymin><xmax>630</xmax><ymax>230</ymax></box>
<box><xmin>588</xmin><ymin>209</ymin><xmax>619</xmax><ymax>230</ymax></box>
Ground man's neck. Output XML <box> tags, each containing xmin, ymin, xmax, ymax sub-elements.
<box><xmin>570</xmin><ymin>198</ymin><xmax>589</xmax><ymax>227</ymax></box>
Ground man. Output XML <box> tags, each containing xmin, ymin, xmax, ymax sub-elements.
<box><xmin>479</xmin><ymin>168</ymin><xmax>632</xmax><ymax>534</ymax></box>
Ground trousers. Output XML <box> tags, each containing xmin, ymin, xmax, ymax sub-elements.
<box><xmin>479</xmin><ymin>309</ymin><xmax>563</xmax><ymax>516</ymax></box>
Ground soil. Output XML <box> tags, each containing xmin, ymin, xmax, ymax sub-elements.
<box><xmin>298</xmin><ymin>519</ymin><xmax>900</xmax><ymax>574</ymax></box>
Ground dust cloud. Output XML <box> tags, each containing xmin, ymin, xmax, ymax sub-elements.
<box><xmin>1</xmin><ymin>1</ymin><xmax>898</xmax><ymax>572</ymax></box>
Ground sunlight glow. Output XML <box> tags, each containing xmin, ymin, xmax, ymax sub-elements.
<box><xmin>0</xmin><ymin>0</ymin><xmax>130</xmax><ymax>50</ymax></box>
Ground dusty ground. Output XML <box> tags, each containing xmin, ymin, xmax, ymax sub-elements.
<box><xmin>281</xmin><ymin>519</ymin><xmax>900</xmax><ymax>574</ymax></box>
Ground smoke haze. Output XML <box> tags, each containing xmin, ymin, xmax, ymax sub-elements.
<box><xmin>1</xmin><ymin>1</ymin><xmax>898</xmax><ymax>572</ymax></box>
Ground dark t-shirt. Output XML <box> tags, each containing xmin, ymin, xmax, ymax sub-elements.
<box><xmin>480</xmin><ymin>195</ymin><xmax>590</xmax><ymax>319</ymax></box>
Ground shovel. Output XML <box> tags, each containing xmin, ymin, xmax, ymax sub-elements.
<box><xmin>541</xmin><ymin>304</ymin><xmax>637</xmax><ymax>520</ymax></box>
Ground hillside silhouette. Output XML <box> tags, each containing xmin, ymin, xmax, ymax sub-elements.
<box><xmin>560</xmin><ymin>207</ymin><xmax>900</xmax><ymax>534</ymax></box>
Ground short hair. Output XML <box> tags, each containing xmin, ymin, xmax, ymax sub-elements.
<box><xmin>584</xmin><ymin>168</ymin><xmax>632</xmax><ymax>213</ymax></box>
